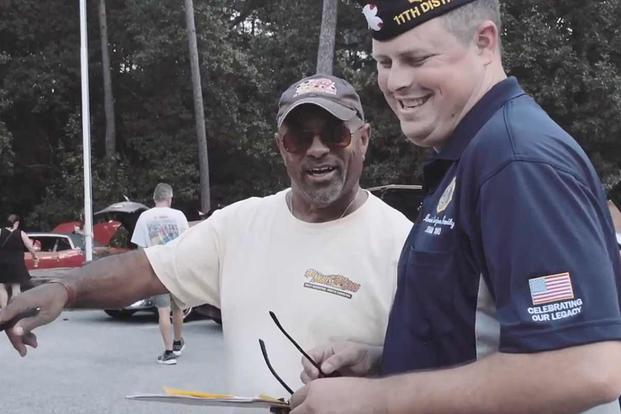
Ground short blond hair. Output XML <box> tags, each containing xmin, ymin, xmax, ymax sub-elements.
<box><xmin>441</xmin><ymin>0</ymin><xmax>501</xmax><ymax>44</ymax></box>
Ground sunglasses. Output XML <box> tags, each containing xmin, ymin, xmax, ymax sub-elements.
<box><xmin>259</xmin><ymin>311</ymin><xmax>342</xmax><ymax>395</ymax></box>
<box><xmin>281</xmin><ymin>120</ymin><xmax>363</xmax><ymax>154</ymax></box>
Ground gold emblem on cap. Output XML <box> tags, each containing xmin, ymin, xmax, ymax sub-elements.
<box><xmin>394</xmin><ymin>0</ymin><xmax>455</xmax><ymax>26</ymax></box>
<box><xmin>436</xmin><ymin>176</ymin><xmax>456</xmax><ymax>213</ymax></box>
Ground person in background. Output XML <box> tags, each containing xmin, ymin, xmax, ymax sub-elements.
<box><xmin>0</xmin><ymin>214</ymin><xmax>39</xmax><ymax>309</ymax></box>
<box><xmin>291</xmin><ymin>1</ymin><xmax>621</xmax><ymax>413</ymax></box>
<box><xmin>0</xmin><ymin>74</ymin><xmax>412</xmax><ymax>410</ymax></box>
<box><xmin>131</xmin><ymin>183</ymin><xmax>189</xmax><ymax>365</ymax></box>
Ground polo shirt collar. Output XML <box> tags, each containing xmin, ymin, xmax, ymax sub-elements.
<box><xmin>436</xmin><ymin>76</ymin><xmax>525</xmax><ymax>161</ymax></box>
<box><xmin>422</xmin><ymin>77</ymin><xmax>525</xmax><ymax>194</ymax></box>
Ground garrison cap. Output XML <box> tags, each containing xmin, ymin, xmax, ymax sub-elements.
<box><xmin>357</xmin><ymin>0</ymin><xmax>477</xmax><ymax>41</ymax></box>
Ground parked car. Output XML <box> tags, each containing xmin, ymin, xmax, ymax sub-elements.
<box><xmin>368</xmin><ymin>183</ymin><xmax>424</xmax><ymax>222</ymax></box>
<box><xmin>25</xmin><ymin>231</ymin><xmax>128</xmax><ymax>273</ymax></box>
<box><xmin>25</xmin><ymin>232</ymin><xmax>85</xmax><ymax>271</ymax></box>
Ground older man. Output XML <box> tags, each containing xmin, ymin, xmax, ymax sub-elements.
<box><xmin>0</xmin><ymin>74</ymin><xmax>412</xmax><ymax>405</ymax></box>
<box><xmin>293</xmin><ymin>2</ymin><xmax>621</xmax><ymax>414</ymax></box>
<box><xmin>130</xmin><ymin>183</ymin><xmax>189</xmax><ymax>365</ymax></box>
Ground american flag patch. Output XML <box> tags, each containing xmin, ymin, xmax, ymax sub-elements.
<box><xmin>528</xmin><ymin>272</ymin><xmax>574</xmax><ymax>305</ymax></box>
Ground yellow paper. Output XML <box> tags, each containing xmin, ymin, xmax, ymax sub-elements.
<box><xmin>164</xmin><ymin>386</ymin><xmax>233</xmax><ymax>400</ymax></box>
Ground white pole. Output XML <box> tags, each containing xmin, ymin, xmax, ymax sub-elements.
<box><xmin>79</xmin><ymin>0</ymin><xmax>94</xmax><ymax>261</ymax></box>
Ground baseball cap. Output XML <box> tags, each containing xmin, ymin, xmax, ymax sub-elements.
<box><xmin>276</xmin><ymin>74</ymin><xmax>365</xmax><ymax>128</ymax></box>
<box><xmin>357</xmin><ymin>0</ymin><xmax>477</xmax><ymax>41</ymax></box>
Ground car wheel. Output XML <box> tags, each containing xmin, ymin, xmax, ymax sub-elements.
<box><xmin>194</xmin><ymin>304</ymin><xmax>222</xmax><ymax>325</ymax></box>
<box><xmin>104</xmin><ymin>309</ymin><xmax>136</xmax><ymax>319</ymax></box>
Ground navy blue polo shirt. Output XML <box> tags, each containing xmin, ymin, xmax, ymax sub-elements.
<box><xmin>382</xmin><ymin>77</ymin><xmax>621</xmax><ymax>374</ymax></box>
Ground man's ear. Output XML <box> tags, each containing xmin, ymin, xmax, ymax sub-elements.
<box><xmin>359</xmin><ymin>123</ymin><xmax>371</xmax><ymax>156</ymax></box>
<box><xmin>474</xmin><ymin>20</ymin><xmax>500</xmax><ymax>64</ymax></box>
<box><xmin>275</xmin><ymin>132</ymin><xmax>287</xmax><ymax>160</ymax></box>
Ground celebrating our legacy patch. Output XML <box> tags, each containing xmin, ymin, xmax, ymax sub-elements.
<box><xmin>527</xmin><ymin>273</ymin><xmax>582</xmax><ymax>323</ymax></box>
<box><xmin>528</xmin><ymin>272</ymin><xmax>574</xmax><ymax>305</ymax></box>
<box><xmin>357</xmin><ymin>0</ymin><xmax>477</xmax><ymax>40</ymax></box>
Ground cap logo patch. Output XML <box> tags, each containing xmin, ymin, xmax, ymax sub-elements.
<box><xmin>362</xmin><ymin>4</ymin><xmax>384</xmax><ymax>31</ymax></box>
<box><xmin>294</xmin><ymin>78</ymin><xmax>337</xmax><ymax>97</ymax></box>
<box><xmin>528</xmin><ymin>272</ymin><xmax>574</xmax><ymax>305</ymax></box>
<box><xmin>357</xmin><ymin>0</ymin><xmax>477</xmax><ymax>41</ymax></box>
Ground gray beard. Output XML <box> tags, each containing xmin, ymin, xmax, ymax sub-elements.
<box><xmin>302</xmin><ymin>178</ymin><xmax>345</xmax><ymax>207</ymax></box>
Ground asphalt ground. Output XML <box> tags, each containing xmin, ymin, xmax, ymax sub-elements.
<box><xmin>0</xmin><ymin>309</ymin><xmax>234</xmax><ymax>414</ymax></box>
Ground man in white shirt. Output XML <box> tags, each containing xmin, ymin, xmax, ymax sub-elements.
<box><xmin>131</xmin><ymin>183</ymin><xmax>189</xmax><ymax>365</ymax></box>
<box><xmin>2</xmin><ymin>74</ymin><xmax>412</xmax><ymax>409</ymax></box>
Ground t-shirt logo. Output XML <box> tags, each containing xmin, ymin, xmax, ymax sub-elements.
<box><xmin>302</xmin><ymin>268</ymin><xmax>361</xmax><ymax>299</ymax></box>
<box><xmin>147</xmin><ymin>221</ymin><xmax>181</xmax><ymax>246</ymax></box>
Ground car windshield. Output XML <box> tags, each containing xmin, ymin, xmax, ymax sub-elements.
<box><xmin>68</xmin><ymin>233</ymin><xmax>104</xmax><ymax>250</ymax></box>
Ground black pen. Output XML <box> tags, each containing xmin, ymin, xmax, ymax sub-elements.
<box><xmin>0</xmin><ymin>307</ymin><xmax>41</xmax><ymax>332</ymax></box>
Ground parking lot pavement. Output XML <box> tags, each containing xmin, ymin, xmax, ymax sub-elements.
<box><xmin>0</xmin><ymin>309</ymin><xmax>236</xmax><ymax>414</ymax></box>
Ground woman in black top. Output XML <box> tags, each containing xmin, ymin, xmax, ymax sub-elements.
<box><xmin>0</xmin><ymin>214</ymin><xmax>39</xmax><ymax>309</ymax></box>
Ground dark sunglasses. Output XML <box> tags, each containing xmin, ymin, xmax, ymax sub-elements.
<box><xmin>281</xmin><ymin>121</ymin><xmax>362</xmax><ymax>154</ymax></box>
<box><xmin>259</xmin><ymin>311</ymin><xmax>342</xmax><ymax>395</ymax></box>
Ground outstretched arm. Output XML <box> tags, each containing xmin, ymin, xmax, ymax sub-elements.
<box><xmin>291</xmin><ymin>341</ymin><xmax>621</xmax><ymax>414</ymax></box>
<box><xmin>66</xmin><ymin>249</ymin><xmax>165</xmax><ymax>308</ymax></box>
<box><xmin>0</xmin><ymin>250</ymin><xmax>166</xmax><ymax>356</ymax></box>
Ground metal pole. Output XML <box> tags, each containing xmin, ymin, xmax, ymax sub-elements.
<box><xmin>79</xmin><ymin>0</ymin><xmax>94</xmax><ymax>261</ymax></box>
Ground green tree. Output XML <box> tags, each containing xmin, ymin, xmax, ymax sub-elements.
<box><xmin>502</xmin><ymin>0</ymin><xmax>621</xmax><ymax>185</ymax></box>
<box><xmin>0</xmin><ymin>0</ymin><xmax>619</xmax><ymax>228</ymax></box>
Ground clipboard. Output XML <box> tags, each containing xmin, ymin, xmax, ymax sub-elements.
<box><xmin>127</xmin><ymin>386</ymin><xmax>289</xmax><ymax>409</ymax></box>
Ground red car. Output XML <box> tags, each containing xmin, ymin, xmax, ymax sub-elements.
<box><xmin>25</xmin><ymin>200</ymin><xmax>222</xmax><ymax>324</ymax></box>
<box><xmin>25</xmin><ymin>231</ymin><xmax>128</xmax><ymax>271</ymax></box>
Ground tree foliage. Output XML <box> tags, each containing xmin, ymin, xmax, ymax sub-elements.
<box><xmin>0</xmin><ymin>0</ymin><xmax>619</xmax><ymax>229</ymax></box>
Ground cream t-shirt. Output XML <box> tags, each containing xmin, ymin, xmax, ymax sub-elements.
<box><xmin>146</xmin><ymin>189</ymin><xmax>412</xmax><ymax>403</ymax></box>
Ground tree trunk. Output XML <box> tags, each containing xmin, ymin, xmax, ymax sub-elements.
<box><xmin>184</xmin><ymin>0</ymin><xmax>211</xmax><ymax>214</ymax></box>
<box><xmin>98</xmin><ymin>0</ymin><xmax>116</xmax><ymax>157</ymax></box>
<box><xmin>316</xmin><ymin>0</ymin><xmax>338</xmax><ymax>75</ymax></box>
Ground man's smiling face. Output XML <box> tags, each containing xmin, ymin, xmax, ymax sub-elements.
<box><xmin>277</xmin><ymin>105</ymin><xmax>368</xmax><ymax>209</ymax></box>
<box><xmin>372</xmin><ymin>17</ymin><xmax>486</xmax><ymax>149</ymax></box>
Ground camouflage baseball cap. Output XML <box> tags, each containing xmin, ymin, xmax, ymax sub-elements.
<box><xmin>276</xmin><ymin>74</ymin><xmax>365</xmax><ymax>128</ymax></box>
<box><xmin>357</xmin><ymin>0</ymin><xmax>477</xmax><ymax>41</ymax></box>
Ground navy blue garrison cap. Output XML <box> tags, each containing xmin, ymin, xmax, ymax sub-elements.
<box><xmin>356</xmin><ymin>0</ymin><xmax>477</xmax><ymax>41</ymax></box>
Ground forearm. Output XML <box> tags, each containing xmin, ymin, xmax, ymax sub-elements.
<box><xmin>63</xmin><ymin>250</ymin><xmax>167</xmax><ymax>309</ymax></box>
<box><xmin>366</xmin><ymin>344</ymin><xmax>383</xmax><ymax>376</ymax></box>
<box><xmin>381</xmin><ymin>341</ymin><xmax>621</xmax><ymax>414</ymax></box>
<box><xmin>21</xmin><ymin>233</ymin><xmax>37</xmax><ymax>256</ymax></box>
